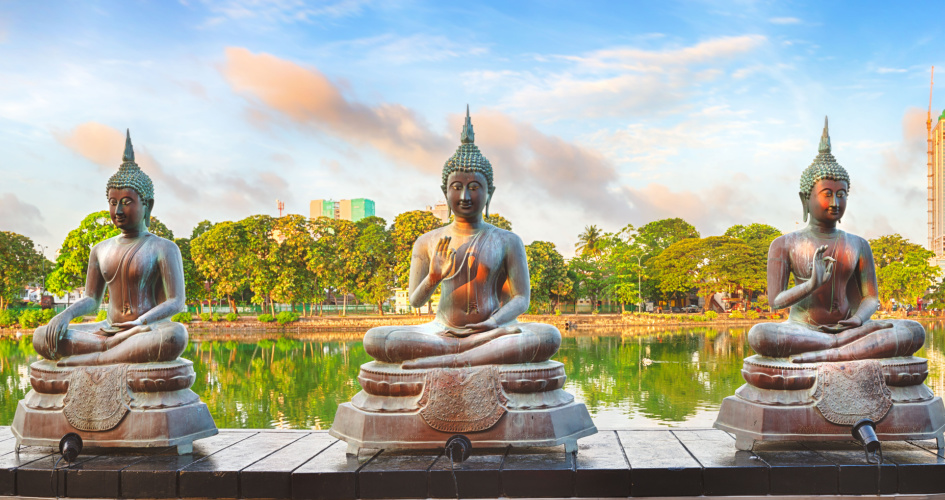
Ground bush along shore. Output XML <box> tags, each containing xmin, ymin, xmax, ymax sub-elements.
<box><xmin>1</xmin><ymin>309</ymin><xmax>937</xmax><ymax>339</ymax></box>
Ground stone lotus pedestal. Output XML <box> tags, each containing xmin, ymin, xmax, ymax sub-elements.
<box><xmin>11</xmin><ymin>358</ymin><xmax>217</xmax><ymax>454</ymax></box>
<box><xmin>330</xmin><ymin>360</ymin><xmax>596</xmax><ymax>454</ymax></box>
<box><xmin>714</xmin><ymin>355</ymin><xmax>945</xmax><ymax>451</ymax></box>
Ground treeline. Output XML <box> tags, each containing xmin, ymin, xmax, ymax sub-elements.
<box><xmin>1</xmin><ymin>213</ymin><xmax>941</xmax><ymax>315</ymax></box>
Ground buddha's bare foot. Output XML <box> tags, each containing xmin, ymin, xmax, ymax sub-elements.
<box><xmin>57</xmin><ymin>352</ymin><xmax>104</xmax><ymax>367</ymax></box>
<box><xmin>402</xmin><ymin>354</ymin><xmax>462</xmax><ymax>370</ymax></box>
<box><xmin>791</xmin><ymin>348</ymin><xmax>841</xmax><ymax>364</ymax></box>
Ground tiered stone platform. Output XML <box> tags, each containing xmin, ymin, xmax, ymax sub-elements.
<box><xmin>11</xmin><ymin>359</ymin><xmax>217</xmax><ymax>454</ymax></box>
<box><xmin>332</xmin><ymin>361</ymin><xmax>596</xmax><ymax>454</ymax></box>
<box><xmin>4</xmin><ymin>426</ymin><xmax>945</xmax><ymax>498</ymax></box>
<box><xmin>716</xmin><ymin>355</ymin><xmax>945</xmax><ymax>451</ymax></box>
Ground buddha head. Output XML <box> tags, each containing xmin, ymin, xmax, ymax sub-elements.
<box><xmin>799</xmin><ymin>117</ymin><xmax>850</xmax><ymax>224</ymax></box>
<box><xmin>106</xmin><ymin>130</ymin><xmax>155</xmax><ymax>230</ymax></box>
<box><xmin>441</xmin><ymin>106</ymin><xmax>495</xmax><ymax>218</ymax></box>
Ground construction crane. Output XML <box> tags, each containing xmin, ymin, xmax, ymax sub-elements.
<box><xmin>929</xmin><ymin>66</ymin><xmax>935</xmax><ymax>253</ymax></box>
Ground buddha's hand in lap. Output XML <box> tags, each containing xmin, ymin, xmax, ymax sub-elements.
<box><xmin>42</xmin><ymin>313</ymin><xmax>73</xmax><ymax>357</ymax></box>
<box><xmin>103</xmin><ymin>323</ymin><xmax>152</xmax><ymax>349</ymax></box>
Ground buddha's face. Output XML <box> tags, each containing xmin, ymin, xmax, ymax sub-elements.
<box><xmin>446</xmin><ymin>171</ymin><xmax>490</xmax><ymax>220</ymax></box>
<box><xmin>108</xmin><ymin>188</ymin><xmax>149</xmax><ymax>232</ymax></box>
<box><xmin>806</xmin><ymin>178</ymin><xmax>847</xmax><ymax>224</ymax></box>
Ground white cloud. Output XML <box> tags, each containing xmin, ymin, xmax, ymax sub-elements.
<box><xmin>877</xmin><ymin>67</ymin><xmax>908</xmax><ymax>74</ymax></box>
<box><xmin>0</xmin><ymin>193</ymin><xmax>49</xmax><ymax>239</ymax></box>
<box><xmin>478</xmin><ymin>35</ymin><xmax>767</xmax><ymax>120</ymax></box>
<box><xmin>769</xmin><ymin>17</ymin><xmax>801</xmax><ymax>25</ymax></box>
<box><xmin>193</xmin><ymin>0</ymin><xmax>373</xmax><ymax>26</ymax></box>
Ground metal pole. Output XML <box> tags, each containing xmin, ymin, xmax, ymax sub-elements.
<box><xmin>636</xmin><ymin>254</ymin><xmax>643</xmax><ymax>313</ymax></box>
<box><xmin>37</xmin><ymin>244</ymin><xmax>48</xmax><ymax>297</ymax></box>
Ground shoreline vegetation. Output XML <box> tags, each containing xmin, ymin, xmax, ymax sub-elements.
<box><xmin>3</xmin><ymin>312</ymin><xmax>942</xmax><ymax>340</ymax></box>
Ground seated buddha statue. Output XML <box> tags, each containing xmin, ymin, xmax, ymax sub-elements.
<box><xmin>715</xmin><ymin>118</ymin><xmax>942</xmax><ymax>451</ymax></box>
<box><xmin>33</xmin><ymin>131</ymin><xmax>188</xmax><ymax>367</ymax></box>
<box><xmin>363</xmin><ymin>109</ymin><xmax>560</xmax><ymax>370</ymax></box>
<box><xmin>15</xmin><ymin>131</ymin><xmax>215</xmax><ymax>454</ymax></box>
<box><xmin>332</xmin><ymin>109</ymin><xmax>594</xmax><ymax>454</ymax></box>
<box><xmin>747</xmin><ymin>118</ymin><xmax>925</xmax><ymax>363</ymax></box>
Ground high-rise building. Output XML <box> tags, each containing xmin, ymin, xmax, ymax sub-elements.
<box><xmin>425</xmin><ymin>202</ymin><xmax>449</xmax><ymax>223</ymax></box>
<box><xmin>310</xmin><ymin>198</ymin><xmax>376</xmax><ymax>222</ymax></box>
<box><xmin>930</xmin><ymin>110</ymin><xmax>945</xmax><ymax>259</ymax></box>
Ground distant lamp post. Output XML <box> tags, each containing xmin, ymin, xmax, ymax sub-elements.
<box><xmin>36</xmin><ymin>244</ymin><xmax>48</xmax><ymax>294</ymax></box>
<box><xmin>635</xmin><ymin>254</ymin><xmax>644</xmax><ymax>313</ymax></box>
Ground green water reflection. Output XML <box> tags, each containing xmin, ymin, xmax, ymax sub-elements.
<box><xmin>4</xmin><ymin>322</ymin><xmax>945</xmax><ymax>429</ymax></box>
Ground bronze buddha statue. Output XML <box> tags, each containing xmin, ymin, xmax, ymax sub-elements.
<box><xmin>363</xmin><ymin>109</ymin><xmax>560</xmax><ymax>369</ymax></box>
<box><xmin>34</xmin><ymin>132</ymin><xmax>188</xmax><ymax>366</ymax></box>
<box><xmin>331</xmin><ymin>109</ymin><xmax>595</xmax><ymax>454</ymax></box>
<box><xmin>746</xmin><ymin>118</ymin><xmax>925</xmax><ymax>363</ymax></box>
<box><xmin>13</xmin><ymin>131</ymin><xmax>216</xmax><ymax>454</ymax></box>
<box><xmin>715</xmin><ymin>118</ymin><xmax>944</xmax><ymax>451</ymax></box>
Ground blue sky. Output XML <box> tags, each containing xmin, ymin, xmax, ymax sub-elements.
<box><xmin>1</xmin><ymin>0</ymin><xmax>944</xmax><ymax>258</ymax></box>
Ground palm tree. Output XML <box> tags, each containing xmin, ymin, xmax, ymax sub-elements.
<box><xmin>575</xmin><ymin>225</ymin><xmax>603</xmax><ymax>259</ymax></box>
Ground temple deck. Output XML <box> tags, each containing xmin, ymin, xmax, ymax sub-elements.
<box><xmin>1</xmin><ymin>426</ymin><xmax>945</xmax><ymax>499</ymax></box>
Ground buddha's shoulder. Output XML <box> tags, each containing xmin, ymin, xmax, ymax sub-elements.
<box><xmin>485</xmin><ymin>225</ymin><xmax>523</xmax><ymax>245</ymax></box>
<box><xmin>413</xmin><ymin>227</ymin><xmax>450</xmax><ymax>247</ymax></box>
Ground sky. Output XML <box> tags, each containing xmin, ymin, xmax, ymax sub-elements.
<box><xmin>1</xmin><ymin>0</ymin><xmax>944</xmax><ymax>259</ymax></box>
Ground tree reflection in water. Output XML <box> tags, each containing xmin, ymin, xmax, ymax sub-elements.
<box><xmin>1</xmin><ymin>321</ymin><xmax>945</xmax><ymax>429</ymax></box>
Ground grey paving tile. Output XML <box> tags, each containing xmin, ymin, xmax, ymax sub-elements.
<box><xmin>574</xmin><ymin>431</ymin><xmax>630</xmax><ymax>498</ymax></box>
<box><xmin>752</xmin><ymin>441</ymin><xmax>838</xmax><ymax>495</ymax></box>
<box><xmin>429</xmin><ymin>447</ymin><xmax>505</xmax><ymax>499</ymax></box>
<box><xmin>179</xmin><ymin>430</ymin><xmax>307</xmax><ymax>498</ymax></box>
<box><xmin>241</xmin><ymin>432</ymin><xmax>336</xmax><ymax>499</ymax></box>
<box><xmin>501</xmin><ymin>446</ymin><xmax>573</xmax><ymax>498</ymax></box>
<box><xmin>618</xmin><ymin>430</ymin><xmax>702</xmax><ymax>497</ymax></box>
<box><xmin>292</xmin><ymin>440</ymin><xmax>376</xmax><ymax>500</ymax></box>
<box><xmin>121</xmin><ymin>431</ymin><xmax>257</xmax><ymax>498</ymax></box>
<box><xmin>673</xmin><ymin>429</ymin><xmax>768</xmax><ymax>496</ymax></box>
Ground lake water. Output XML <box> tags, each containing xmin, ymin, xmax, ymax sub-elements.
<box><xmin>3</xmin><ymin>321</ymin><xmax>945</xmax><ymax>430</ymax></box>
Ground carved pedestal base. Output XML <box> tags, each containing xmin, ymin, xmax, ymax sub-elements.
<box><xmin>715</xmin><ymin>356</ymin><xmax>945</xmax><ymax>451</ymax></box>
<box><xmin>330</xmin><ymin>361</ymin><xmax>596</xmax><ymax>454</ymax></box>
<box><xmin>11</xmin><ymin>359</ymin><xmax>217</xmax><ymax>455</ymax></box>
<box><xmin>715</xmin><ymin>394</ymin><xmax>945</xmax><ymax>451</ymax></box>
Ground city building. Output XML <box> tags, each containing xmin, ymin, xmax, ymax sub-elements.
<box><xmin>931</xmin><ymin>109</ymin><xmax>945</xmax><ymax>264</ymax></box>
<box><xmin>425</xmin><ymin>202</ymin><xmax>449</xmax><ymax>223</ymax></box>
<box><xmin>310</xmin><ymin>198</ymin><xmax>376</xmax><ymax>222</ymax></box>
<box><xmin>392</xmin><ymin>288</ymin><xmax>440</xmax><ymax>314</ymax></box>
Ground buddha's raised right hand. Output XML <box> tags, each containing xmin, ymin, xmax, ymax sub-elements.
<box><xmin>428</xmin><ymin>236</ymin><xmax>456</xmax><ymax>283</ymax></box>
<box><xmin>809</xmin><ymin>244</ymin><xmax>835</xmax><ymax>290</ymax></box>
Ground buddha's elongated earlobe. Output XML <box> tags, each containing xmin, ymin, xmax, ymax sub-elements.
<box><xmin>799</xmin><ymin>192</ymin><xmax>809</xmax><ymax>223</ymax></box>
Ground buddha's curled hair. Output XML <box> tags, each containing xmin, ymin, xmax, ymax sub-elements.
<box><xmin>106</xmin><ymin>130</ymin><xmax>154</xmax><ymax>227</ymax></box>
<box><xmin>799</xmin><ymin>116</ymin><xmax>850</xmax><ymax>197</ymax></box>
<box><xmin>441</xmin><ymin>107</ymin><xmax>495</xmax><ymax>196</ymax></box>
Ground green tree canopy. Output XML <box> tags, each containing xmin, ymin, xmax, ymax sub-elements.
<box><xmin>269</xmin><ymin>215</ymin><xmax>319</xmax><ymax>310</ymax></box>
<box><xmin>0</xmin><ymin>232</ymin><xmax>44</xmax><ymax>310</ymax></box>
<box><xmin>190</xmin><ymin>220</ymin><xmax>214</xmax><ymax>240</ymax></box>
<box><xmin>575</xmin><ymin>225</ymin><xmax>604</xmax><ymax>259</ymax></box>
<box><xmin>630</xmin><ymin>218</ymin><xmax>700</xmax><ymax>302</ymax></box>
<box><xmin>649</xmin><ymin>236</ymin><xmax>754</xmax><ymax>306</ymax></box>
<box><xmin>525</xmin><ymin>241</ymin><xmax>568</xmax><ymax>312</ymax></box>
<box><xmin>869</xmin><ymin>234</ymin><xmax>940</xmax><ymax>311</ymax></box>
<box><xmin>355</xmin><ymin>216</ymin><xmax>395</xmax><ymax>315</ymax></box>
<box><xmin>192</xmin><ymin>220</ymin><xmax>250</xmax><ymax>313</ymax></box>
<box><xmin>724</xmin><ymin>223</ymin><xmax>781</xmax><ymax>298</ymax></box>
